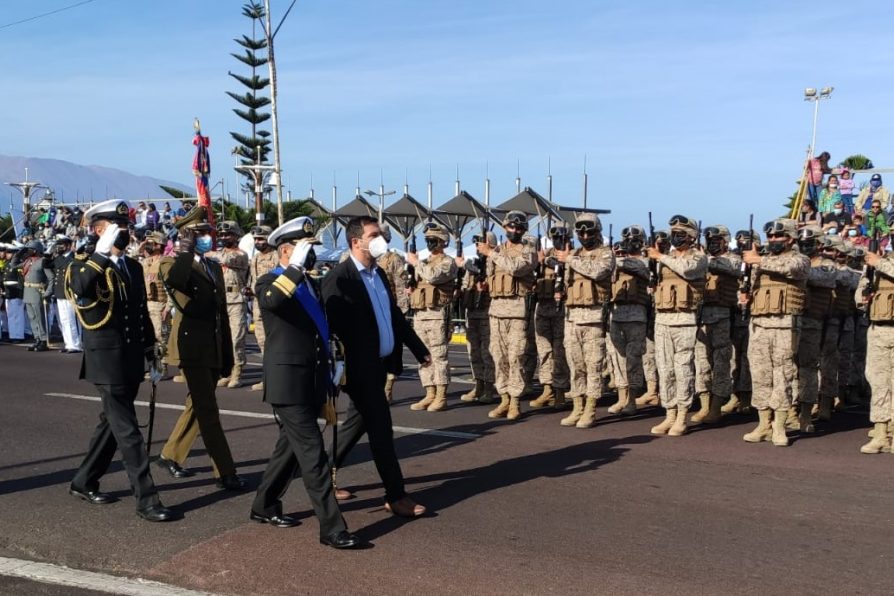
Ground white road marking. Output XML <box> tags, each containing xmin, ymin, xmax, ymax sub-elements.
<box><xmin>0</xmin><ymin>556</ymin><xmax>213</xmax><ymax>596</ymax></box>
<box><xmin>44</xmin><ymin>393</ymin><xmax>481</xmax><ymax>440</ymax></box>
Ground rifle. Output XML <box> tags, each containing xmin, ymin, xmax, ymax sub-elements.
<box><xmin>328</xmin><ymin>337</ymin><xmax>345</xmax><ymax>494</ymax></box>
<box><xmin>647</xmin><ymin>212</ymin><xmax>658</xmax><ymax>289</ymax></box>
<box><xmin>696</xmin><ymin>220</ymin><xmax>703</xmax><ymax>250</ymax></box>
<box><xmin>863</xmin><ymin>227</ymin><xmax>881</xmax><ymax>316</ymax></box>
<box><xmin>146</xmin><ymin>347</ymin><xmax>163</xmax><ymax>456</ymax></box>
<box><xmin>452</xmin><ymin>234</ymin><xmax>465</xmax><ymax>331</ymax></box>
<box><xmin>739</xmin><ymin>213</ymin><xmax>754</xmax><ymax>321</ymax></box>
<box><xmin>405</xmin><ymin>228</ymin><xmax>417</xmax><ymax>290</ymax></box>
<box><xmin>552</xmin><ymin>227</ymin><xmax>572</xmax><ymax>305</ymax></box>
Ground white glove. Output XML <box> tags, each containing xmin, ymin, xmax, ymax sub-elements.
<box><xmin>289</xmin><ymin>240</ymin><xmax>312</xmax><ymax>269</ymax></box>
<box><xmin>95</xmin><ymin>223</ymin><xmax>120</xmax><ymax>255</ymax></box>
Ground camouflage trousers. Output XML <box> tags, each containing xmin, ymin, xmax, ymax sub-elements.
<box><xmin>730</xmin><ymin>321</ymin><xmax>752</xmax><ymax>392</ymax></box>
<box><xmin>695</xmin><ymin>318</ymin><xmax>732</xmax><ymax>398</ymax></box>
<box><xmin>819</xmin><ymin>320</ymin><xmax>841</xmax><ymax>402</ymax></box>
<box><xmin>866</xmin><ymin>323</ymin><xmax>894</xmax><ymax>423</ymax></box>
<box><xmin>796</xmin><ymin>321</ymin><xmax>823</xmax><ymax>405</ymax></box>
<box><xmin>654</xmin><ymin>323</ymin><xmax>696</xmax><ymax>409</ymax></box>
<box><xmin>490</xmin><ymin>317</ymin><xmax>528</xmax><ymax>398</ymax></box>
<box><xmin>465</xmin><ymin>316</ymin><xmax>495</xmax><ymax>384</ymax></box>
<box><xmin>608</xmin><ymin>320</ymin><xmax>646</xmax><ymax>390</ymax></box>
<box><xmin>415</xmin><ymin>316</ymin><xmax>450</xmax><ymax>387</ymax></box>
<box><xmin>643</xmin><ymin>323</ymin><xmax>658</xmax><ymax>388</ymax></box>
<box><xmin>749</xmin><ymin>321</ymin><xmax>799</xmax><ymax>411</ymax></box>
<box><xmin>226</xmin><ymin>302</ymin><xmax>247</xmax><ymax>368</ymax></box>
<box><xmin>564</xmin><ymin>321</ymin><xmax>606</xmax><ymax>399</ymax></box>
<box><xmin>535</xmin><ymin>312</ymin><xmax>570</xmax><ymax>390</ymax></box>
<box><xmin>522</xmin><ymin>315</ymin><xmax>536</xmax><ymax>386</ymax></box>
<box><xmin>253</xmin><ymin>303</ymin><xmax>267</xmax><ymax>353</ymax></box>
<box><xmin>147</xmin><ymin>301</ymin><xmax>167</xmax><ymax>346</ymax></box>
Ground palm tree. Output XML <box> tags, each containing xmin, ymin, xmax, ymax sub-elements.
<box><xmin>839</xmin><ymin>154</ymin><xmax>874</xmax><ymax>171</ymax></box>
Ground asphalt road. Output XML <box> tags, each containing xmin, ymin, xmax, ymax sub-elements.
<box><xmin>1</xmin><ymin>338</ymin><xmax>893</xmax><ymax>595</ymax></box>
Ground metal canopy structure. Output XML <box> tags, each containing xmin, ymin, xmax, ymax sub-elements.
<box><xmin>434</xmin><ymin>190</ymin><xmax>502</xmax><ymax>239</ymax></box>
<box><xmin>297</xmin><ymin>197</ymin><xmax>336</xmax><ymax>244</ymax></box>
<box><xmin>554</xmin><ymin>204</ymin><xmax>611</xmax><ymax>225</ymax></box>
<box><xmin>383</xmin><ymin>193</ymin><xmax>445</xmax><ymax>250</ymax></box>
<box><xmin>493</xmin><ymin>187</ymin><xmax>563</xmax><ymax>221</ymax></box>
<box><xmin>332</xmin><ymin>194</ymin><xmax>378</xmax><ymax>224</ymax></box>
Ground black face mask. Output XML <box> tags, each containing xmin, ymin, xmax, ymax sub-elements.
<box><xmin>304</xmin><ymin>247</ymin><xmax>317</xmax><ymax>271</ymax></box>
<box><xmin>254</xmin><ymin>242</ymin><xmax>268</xmax><ymax>252</ymax></box>
<box><xmin>506</xmin><ymin>230</ymin><xmax>524</xmax><ymax>244</ymax></box>
<box><xmin>625</xmin><ymin>239</ymin><xmax>643</xmax><ymax>253</ymax></box>
<box><xmin>670</xmin><ymin>232</ymin><xmax>689</xmax><ymax>248</ymax></box>
<box><xmin>768</xmin><ymin>240</ymin><xmax>787</xmax><ymax>255</ymax></box>
<box><xmin>798</xmin><ymin>241</ymin><xmax>816</xmax><ymax>256</ymax></box>
<box><xmin>706</xmin><ymin>238</ymin><xmax>724</xmax><ymax>256</ymax></box>
<box><xmin>579</xmin><ymin>234</ymin><xmax>599</xmax><ymax>249</ymax></box>
<box><xmin>425</xmin><ymin>238</ymin><xmax>441</xmax><ymax>251</ymax></box>
<box><xmin>220</xmin><ymin>237</ymin><xmax>236</xmax><ymax>248</ymax></box>
<box><xmin>113</xmin><ymin>230</ymin><xmax>130</xmax><ymax>250</ymax></box>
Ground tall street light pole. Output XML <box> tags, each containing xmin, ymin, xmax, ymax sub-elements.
<box><xmin>804</xmin><ymin>86</ymin><xmax>833</xmax><ymax>158</ymax></box>
<box><xmin>364</xmin><ymin>187</ymin><xmax>396</xmax><ymax>223</ymax></box>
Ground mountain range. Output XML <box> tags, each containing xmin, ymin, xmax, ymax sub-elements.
<box><xmin>0</xmin><ymin>154</ymin><xmax>192</xmax><ymax>215</ymax></box>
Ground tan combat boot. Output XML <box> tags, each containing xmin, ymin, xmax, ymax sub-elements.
<box><xmin>217</xmin><ymin>375</ymin><xmax>230</xmax><ymax>387</ymax></box>
<box><xmin>488</xmin><ymin>394</ymin><xmax>511</xmax><ymax>418</ymax></box>
<box><xmin>690</xmin><ymin>393</ymin><xmax>710</xmax><ymax>424</ymax></box>
<box><xmin>226</xmin><ymin>366</ymin><xmax>243</xmax><ymax>388</ymax></box>
<box><xmin>785</xmin><ymin>406</ymin><xmax>800</xmax><ymax>431</ymax></box>
<box><xmin>250</xmin><ymin>381</ymin><xmax>264</xmax><ymax>391</ymax></box>
<box><xmin>608</xmin><ymin>387</ymin><xmax>629</xmax><ymax>415</ymax></box>
<box><xmin>860</xmin><ymin>422</ymin><xmax>890</xmax><ymax>454</ymax></box>
<box><xmin>702</xmin><ymin>394</ymin><xmax>723</xmax><ymax>424</ymax></box>
<box><xmin>173</xmin><ymin>374</ymin><xmax>186</xmax><ymax>384</ymax></box>
<box><xmin>575</xmin><ymin>396</ymin><xmax>598</xmax><ymax>428</ymax></box>
<box><xmin>478</xmin><ymin>382</ymin><xmax>496</xmax><ymax>405</ymax></box>
<box><xmin>427</xmin><ymin>385</ymin><xmax>448</xmax><ymax>412</ymax></box>
<box><xmin>384</xmin><ymin>374</ymin><xmax>396</xmax><ymax>402</ymax></box>
<box><xmin>553</xmin><ymin>388</ymin><xmax>568</xmax><ymax>410</ymax></box>
<box><xmin>636</xmin><ymin>381</ymin><xmax>660</xmax><ymax>407</ymax></box>
<box><xmin>817</xmin><ymin>396</ymin><xmax>833</xmax><ymax>421</ymax></box>
<box><xmin>721</xmin><ymin>394</ymin><xmax>739</xmax><ymax>414</ymax></box>
<box><xmin>529</xmin><ymin>384</ymin><xmax>554</xmax><ymax>409</ymax></box>
<box><xmin>798</xmin><ymin>405</ymin><xmax>815</xmax><ymax>434</ymax></box>
<box><xmin>743</xmin><ymin>409</ymin><xmax>773</xmax><ymax>443</ymax></box>
<box><xmin>668</xmin><ymin>406</ymin><xmax>689</xmax><ymax>436</ymax></box>
<box><xmin>771</xmin><ymin>409</ymin><xmax>789</xmax><ymax>447</ymax></box>
<box><xmin>650</xmin><ymin>408</ymin><xmax>677</xmax><ymax>435</ymax></box>
<box><xmin>411</xmin><ymin>386</ymin><xmax>436</xmax><ymax>411</ymax></box>
<box><xmin>560</xmin><ymin>396</ymin><xmax>585</xmax><ymax>427</ymax></box>
<box><xmin>460</xmin><ymin>380</ymin><xmax>483</xmax><ymax>402</ymax></box>
<box><xmin>507</xmin><ymin>397</ymin><xmax>522</xmax><ymax>421</ymax></box>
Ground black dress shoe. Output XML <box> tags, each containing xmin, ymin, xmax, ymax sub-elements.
<box><xmin>320</xmin><ymin>530</ymin><xmax>361</xmax><ymax>549</ymax></box>
<box><xmin>216</xmin><ymin>474</ymin><xmax>247</xmax><ymax>491</ymax></box>
<box><xmin>155</xmin><ymin>456</ymin><xmax>194</xmax><ymax>478</ymax></box>
<box><xmin>250</xmin><ymin>511</ymin><xmax>300</xmax><ymax>528</ymax></box>
<box><xmin>69</xmin><ymin>486</ymin><xmax>118</xmax><ymax>505</ymax></box>
<box><xmin>32</xmin><ymin>341</ymin><xmax>49</xmax><ymax>352</ymax></box>
<box><xmin>137</xmin><ymin>504</ymin><xmax>177</xmax><ymax>522</ymax></box>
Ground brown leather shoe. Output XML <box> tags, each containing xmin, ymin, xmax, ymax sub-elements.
<box><xmin>385</xmin><ymin>496</ymin><xmax>426</xmax><ymax>518</ymax></box>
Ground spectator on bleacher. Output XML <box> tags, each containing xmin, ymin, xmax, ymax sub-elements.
<box><xmin>822</xmin><ymin>199</ymin><xmax>852</xmax><ymax>234</ymax></box>
<box><xmin>818</xmin><ymin>175</ymin><xmax>841</xmax><ymax>214</ymax></box>
<box><xmin>865</xmin><ymin>199</ymin><xmax>890</xmax><ymax>239</ymax></box>
<box><xmin>798</xmin><ymin>199</ymin><xmax>823</xmax><ymax>228</ymax></box>
<box><xmin>839</xmin><ymin>168</ymin><xmax>856</xmax><ymax>213</ymax></box>
<box><xmin>807</xmin><ymin>151</ymin><xmax>832</xmax><ymax>201</ymax></box>
<box><xmin>857</xmin><ymin>173</ymin><xmax>889</xmax><ymax>213</ymax></box>
<box><xmin>845</xmin><ymin>214</ymin><xmax>869</xmax><ymax>248</ymax></box>
<box><xmin>145</xmin><ymin>203</ymin><xmax>160</xmax><ymax>231</ymax></box>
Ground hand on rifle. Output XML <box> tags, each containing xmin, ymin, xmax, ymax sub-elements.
<box><xmin>454</xmin><ymin>256</ymin><xmax>465</xmax><ymax>267</ymax></box>
<box><xmin>406</xmin><ymin>252</ymin><xmax>419</xmax><ymax>266</ymax></box>
<box><xmin>475</xmin><ymin>242</ymin><xmax>492</xmax><ymax>257</ymax></box>
<box><xmin>554</xmin><ymin>248</ymin><xmax>570</xmax><ymax>263</ymax></box>
<box><xmin>865</xmin><ymin>251</ymin><xmax>882</xmax><ymax>268</ymax></box>
<box><xmin>646</xmin><ymin>246</ymin><xmax>662</xmax><ymax>260</ymax></box>
<box><xmin>742</xmin><ymin>246</ymin><xmax>762</xmax><ymax>266</ymax></box>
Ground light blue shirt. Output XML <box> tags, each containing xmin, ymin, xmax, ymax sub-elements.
<box><xmin>351</xmin><ymin>254</ymin><xmax>395</xmax><ymax>358</ymax></box>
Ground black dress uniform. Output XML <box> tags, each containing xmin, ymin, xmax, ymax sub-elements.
<box><xmin>68</xmin><ymin>199</ymin><xmax>173</xmax><ymax>521</ymax></box>
<box><xmin>250</xmin><ymin>216</ymin><xmax>359</xmax><ymax>549</ymax></box>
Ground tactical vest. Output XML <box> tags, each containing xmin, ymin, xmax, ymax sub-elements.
<box><xmin>870</xmin><ymin>273</ymin><xmax>894</xmax><ymax>322</ymax></box>
<box><xmin>611</xmin><ymin>270</ymin><xmax>649</xmax><ymax>305</ymax></box>
<box><xmin>654</xmin><ymin>266</ymin><xmax>705</xmax><ymax>313</ymax></box>
<box><xmin>565</xmin><ymin>248</ymin><xmax>612</xmax><ymax>307</ymax></box>
<box><xmin>488</xmin><ymin>243</ymin><xmax>535</xmax><ymax>299</ymax></box>
<box><xmin>377</xmin><ymin>251</ymin><xmax>400</xmax><ymax>297</ymax></box>
<box><xmin>749</xmin><ymin>270</ymin><xmax>806</xmax><ymax>316</ymax></box>
<box><xmin>144</xmin><ymin>256</ymin><xmax>166</xmax><ymax>302</ymax></box>
<box><xmin>409</xmin><ymin>254</ymin><xmax>456</xmax><ymax>310</ymax></box>
<box><xmin>702</xmin><ymin>271</ymin><xmax>738</xmax><ymax>308</ymax></box>
<box><xmin>535</xmin><ymin>263</ymin><xmax>559</xmax><ymax>300</ymax></box>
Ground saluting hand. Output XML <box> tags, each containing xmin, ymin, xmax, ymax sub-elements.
<box><xmin>95</xmin><ymin>223</ymin><xmax>120</xmax><ymax>256</ymax></box>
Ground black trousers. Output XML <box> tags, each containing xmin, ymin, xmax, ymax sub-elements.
<box><xmin>71</xmin><ymin>383</ymin><xmax>160</xmax><ymax>510</ymax></box>
<box><xmin>252</xmin><ymin>402</ymin><xmax>346</xmax><ymax>537</ymax></box>
<box><xmin>334</xmin><ymin>366</ymin><xmax>407</xmax><ymax>503</ymax></box>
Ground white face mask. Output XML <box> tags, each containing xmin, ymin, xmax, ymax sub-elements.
<box><xmin>366</xmin><ymin>235</ymin><xmax>388</xmax><ymax>259</ymax></box>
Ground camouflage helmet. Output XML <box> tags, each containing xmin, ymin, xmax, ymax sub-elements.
<box><xmin>822</xmin><ymin>234</ymin><xmax>845</xmax><ymax>251</ymax></box>
<box><xmin>704</xmin><ymin>224</ymin><xmax>730</xmax><ymax>243</ymax></box>
<box><xmin>502</xmin><ymin>210</ymin><xmax>528</xmax><ymax>231</ymax></box>
<box><xmin>251</xmin><ymin>225</ymin><xmax>273</xmax><ymax>238</ymax></box>
<box><xmin>217</xmin><ymin>220</ymin><xmax>242</xmax><ymax>236</ymax></box>
<box><xmin>668</xmin><ymin>214</ymin><xmax>698</xmax><ymax>238</ymax></box>
<box><xmin>548</xmin><ymin>221</ymin><xmax>570</xmax><ymax>238</ymax></box>
<box><xmin>422</xmin><ymin>221</ymin><xmax>449</xmax><ymax>243</ymax></box>
<box><xmin>799</xmin><ymin>224</ymin><xmax>824</xmax><ymax>242</ymax></box>
<box><xmin>735</xmin><ymin>229</ymin><xmax>761</xmax><ymax>245</ymax></box>
<box><xmin>380</xmin><ymin>224</ymin><xmax>393</xmax><ymax>243</ymax></box>
<box><xmin>573</xmin><ymin>212</ymin><xmax>602</xmax><ymax>235</ymax></box>
<box><xmin>621</xmin><ymin>224</ymin><xmax>645</xmax><ymax>240</ymax></box>
<box><xmin>763</xmin><ymin>218</ymin><xmax>798</xmax><ymax>239</ymax></box>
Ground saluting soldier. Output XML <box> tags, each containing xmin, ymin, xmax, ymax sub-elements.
<box><xmin>529</xmin><ymin>223</ymin><xmax>572</xmax><ymax>410</ymax></box>
<box><xmin>606</xmin><ymin>225</ymin><xmax>650</xmax><ymax>415</ymax></box>
<box><xmin>647</xmin><ymin>216</ymin><xmax>707</xmax><ymax>436</ymax></box>
<box><xmin>557</xmin><ymin>213</ymin><xmax>615</xmax><ymax>428</ymax></box>
<box><xmin>692</xmin><ymin>225</ymin><xmax>741</xmax><ymax>424</ymax></box>
<box><xmin>457</xmin><ymin>231</ymin><xmax>497</xmax><ymax>404</ymax></box>
<box><xmin>67</xmin><ymin>199</ymin><xmax>174</xmax><ymax>522</ymax></box>
<box><xmin>406</xmin><ymin>222</ymin><xmax>457</xmax><ymax>412</ymax></box>
<box><xmin>477</xmin><ymin>210</ymin><xmax>538</xmax><ymax>421</ymax></box>
<box><xmin>154</xmin><ymin>207</ymin><xmax>245</xmax><ymax>490</ymax></box>
<box><xmin>741</xmin><ymin>219</ymin><xmax>809</xmax><ymax>447</ymax></box>
<box><xmin>207</xmin><ymin>220</ymin><xmax>250</xmax><ymax>388</ymax></box>
<box><xmin>247</xmin><ymin>225</ymin><xmax>278</xmax><ymax>392</ymax></box>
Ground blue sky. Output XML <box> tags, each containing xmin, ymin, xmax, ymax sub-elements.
<box><xmin>1</xmin><ymin>0</ymin><xmax>892</xmax><ymax>232</ymax></box>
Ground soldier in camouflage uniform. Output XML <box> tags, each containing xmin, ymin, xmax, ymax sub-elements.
<box><xmin>458</xmin><ymin>232</ymin><xmax>497</xmax><ymax>404</ymax></box>
<box><xmin>723</xmin><ymin>229</ymin><xmax>758</xmax><ymax>414</ymax></box>
<box><xmin>792</xmin><ymin>225</ymin><xmax>837</xmax><ymax>433</ymax></box>
<box><xmin>375</xmin><ymin>225</ymin><xmax>410</xmax><ymax>400</ymax></box>
<box><xmin>207</xmin><ymin>221</ymin><xmax>250</xmax><ymax>388</ymax></box>
<box><xmin>606</xmin><ymin>225</ymin><xmax>650</xmax><ymax>416</ymax></box>
<box><xmin>647</xmin><ymin>216</ymin><xmax>707</xmax><ymax>436</ymax></box>
<box><xmin>407</xmin><ymin>222</ymin><xmax>457</xmax><ymax>412</ymax></box>
<box><xmin>141</xmin><ymin>231</ymin><xmax>170</xmax><ymax>375</ymax></box>
<box><xmin>529</xmin><ymin>223</ymin><xmax>572</xmax><ymax>410</ymax></box>
<box><xmin>557</xmin><ymin>213</ymin><xmax>615</xmax><ymax>429</ymax></box>
<box><xmin>521</xmin><ymin>234</ymin><xmax>539</xmax><ymax>395</ymax></box>
<box><xmin>692</xmin><ymin>225</ymin><xmax>742</xmax><ymax>425</ymax></box>
<box><xmin>857</xmin><ymin>231</ymin><xmax>894</xmax><ymax>454</ymax></box>
<box><xmin>848</xmin><ymin>247</ymin><xmax>870</xmax><ymax>404</ymax></box>
<box><xmin>636</xmin><ymin>230</ymin><xmax>669</xmax><ymax>407</ymax></box>
<box><xmin>477</xmin><ymin>211</ymin><xmax>538</xmax><ymax>421</ymax></box>
<box><xmin>247</xmin><ymin>225</ymin><xmax>278</xmax><ymax>391</ymax></box>
<box><xmin>741</xmin><ymin>218</ymin><xmax>809</xmax><ymax>447</ymax></box>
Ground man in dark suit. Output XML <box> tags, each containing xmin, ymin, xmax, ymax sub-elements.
<box><xmin>322</xmin><ymin>215</ymin><xmax>431</xmax><ymax>518</ymax></box>
<box><xmin>250</xmin><ymin>216</ymin><xmax>361</xmax><ymax>549</ymax></box>
<box><xmin>154</xmin><ymin>206</ymin><xmax>245</xmax><ymax>490</ymax></box>
<box><xmin>67</xmin><ymin>199</ymin><xmax>174</xmax><ymax>522</ymax></box>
